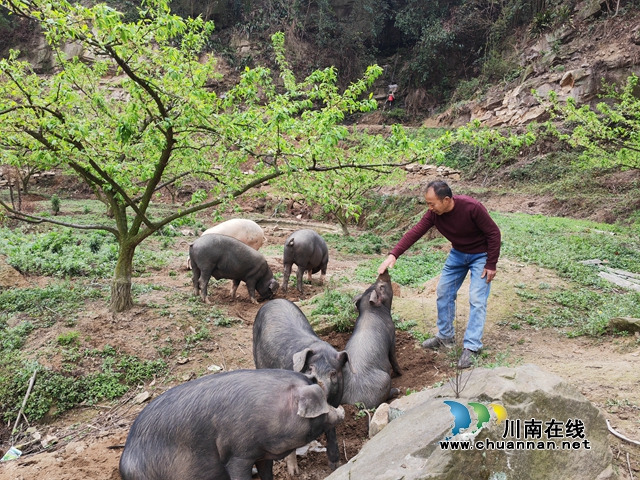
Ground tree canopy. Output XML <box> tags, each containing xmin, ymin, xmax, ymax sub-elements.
<box><xmin>0</xmin><ymin>0</ymin><xmax>429</xmax><ymax>311</ymax></box>
<box><xmin>545</xmin><ymin>75</ymin><xmax>640</xmax><ymax>171</ymax></box>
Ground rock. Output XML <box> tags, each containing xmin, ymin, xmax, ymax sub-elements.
<box><xmin>133</xmin><ymin>391</ymin><xmax>151</xmax><ymax>404</ymax></box>
<box><xmin>608</xmin><ymin>317</ymin><xmax>640</xmax><ymax>334</ymax></box>
<box><xmin>369</xmin><ymin>403</ymin><xmax>390</xmax><ymax>438</ymax></box>
<box><xmin>576</xmin><ymin>0</ymin><xmax>605</xmax><ymax>21</ymax></box>
<box><xmin>560</xmin><ymin>69</ymin><xmax>588</xmax><ymax>88</ymax></box>
<box><xmin>326</xmin><ymin>364</ymin><xmax>613</xmax><ymax>480</ymax></box>
<box><xmin>65</xmin><ymin>442</ymin><xmax>85</xmax><ymax>454</ymax></box>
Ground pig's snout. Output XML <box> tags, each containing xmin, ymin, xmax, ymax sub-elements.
<box><xmin>328</xmin><ymin>405</ymin><xmax>345</xmax><ymax>425</ymax></box>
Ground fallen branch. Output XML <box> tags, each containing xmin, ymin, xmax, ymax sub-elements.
<box><xmin>606</xmin><ymin>419</ymin><xmax>640</xmax><ymax>446</ymax></box>
<box><xmin>627</xmin><ymin>452</ymin><xmax>634</xmax><ymax>480</ymax></box>
<box><xmin>343</xmin><ymin>439</ymin><xmax>350</xmax><ymax>462</ymax></box>
<box><xmin>12</xmin><ymin>369</ymin><xmax>37</xmax><ymax>434</ymax></box>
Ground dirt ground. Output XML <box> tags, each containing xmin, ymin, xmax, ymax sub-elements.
<box><xmin>1</xmin><ymin>190</ymin><xmax>639</xmax><ymax>480</ymax></box>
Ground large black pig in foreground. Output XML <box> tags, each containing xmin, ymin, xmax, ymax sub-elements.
<box><xmin>282</xmin><ymin>229</ymin><xmax>329</xmax><ymax>293</ymax></box>
<box><xmin>189</xmin><ymin>234</ymin><xmax>278</xmax><ymax>304</ymax></box>
<box><xmin>253</xmin><ymin>299</ymin><xmax>352</xmax><ymax>474</ymax></box>
<box><xmin>341</xmin><ymin>270</ymin><xmax>403</xmax><ymax>409</ymax></box>
<box><xmin>119</xmin><ymin>369</ymin><xmax>344</xmax><ymax>480</ymax></box>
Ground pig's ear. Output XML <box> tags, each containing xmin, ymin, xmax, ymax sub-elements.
<box><xmin>270</xmin><ymin>280</ymin><xmax>279</xmax><ymax>293</ymax></box>
<box><xmin>293</xmin><ymin>348</ymin><xmax>313</xmax><ymax>372</ymax></box>
<box><xmin>338</xmin><ymin>351</ymin><xmax>356</xmax><ymax>374</ymax></box>
<box><xmin>353</xmin><ymin>293</ymin><xmax>363</xmax><ymax>311</ymax></box>
<box><xmin>297</xmin><ymin>384</ymin><xmax>330</xmax><ymax>418</ymax></box>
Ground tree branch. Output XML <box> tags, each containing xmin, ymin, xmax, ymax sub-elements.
<box><xmin>131</xmin><ymin>169</ymin><xmax>283</xmax><ymax>244</ymax></box>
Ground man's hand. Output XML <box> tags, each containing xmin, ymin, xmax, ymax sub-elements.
<box><xmin>378</xmin><ymin>254</ymin><xmax>397</xmax><ymax>275</ymax></box>
<box><xmin>481</xmin><ymin>268</ymin><xmax>496</xmax><ymax>283</ymax></box>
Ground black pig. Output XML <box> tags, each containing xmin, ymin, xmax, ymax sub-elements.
<box><xmin>253</xmin><ymin>299</ymin><xmax>352</xmax><ymax>473</ymax></box>
<box><xmin>189</xmin><ymin>233</ymin><xmax>278</xmax><ymax>304</ymax></box>
<box><xmin>119</xmin><ymin>369</ymin><xmax>344</xmax><ymax>480</ymax></box>
<box><xmin>341</xmin><ymin>270</ymin><xmax>403</xmax><ymax>409</ymax></box>
<box><xmin>282</xmin><ymin>229</ymin><xmax>329</xmax><ymax>293</ymax></box>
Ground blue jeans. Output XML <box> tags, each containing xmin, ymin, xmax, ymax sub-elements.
<box><xmin>435</xmin><ymin>248</ymin><xmax>491</xmax><ymax>351</ymax></box>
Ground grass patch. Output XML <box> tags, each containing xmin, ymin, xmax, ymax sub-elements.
<box><xmin>496</xmin><ymin>213</ymin><xmax>640</xmax><ymax>286</ymax></box>
<box><xmin>0</xmin><ymin>349</ymin><xmax>167</xmax><ymax>423</ymax></box>
<box><xmin>324</xmin><ymin>232</ymin><xmax>389</xmax><ymax>255</ymax></box>
<box><xmin>0</xmin><ymin>227</ymin><xmax>172</xmax><ymax>278</ymax></box>
<box><xmin>496</xmin><ymin>212</ymin><xmax>640</xmax><ymax>336</ymax></box>
<box><xmin>0</xmin><ymin>282</ymin><xmax>105</xmax><ymax>326</ymax></box>
<box><xmin>310</xmin><ymin>286</ymin><xmax>358</xmax><ymax>332</ymax></box>
<box><xmin>356</xmin><ymin>247</ymin><xmax>448</xmax><ymax>286</ymax></box>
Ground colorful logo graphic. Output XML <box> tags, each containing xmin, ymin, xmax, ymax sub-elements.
<box><xmin>443</xmin><ymin>401</ymin><xmax>507</xmax><ymax>439</ymax></box>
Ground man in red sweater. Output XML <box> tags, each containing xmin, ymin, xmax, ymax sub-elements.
<box><xmin>378</xmin><ymin>180</ymin><xmax>501</xmax><ymax>368</ymax></box>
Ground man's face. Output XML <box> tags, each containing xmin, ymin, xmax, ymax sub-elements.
<box><xmin>424</xmin><ymin>188</ymin><xmax>452</xmax><ymax>215</ymax></box>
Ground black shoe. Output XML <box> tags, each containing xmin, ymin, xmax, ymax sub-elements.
<box><xmin>421</xmin><ymin>336</ymin><xmax>455</xmax><ymax>350</ymax></box>
<box><xmin>457</xmin><ymin>348</ymin><xmax>478</xmax><ymax>369</ymax></box>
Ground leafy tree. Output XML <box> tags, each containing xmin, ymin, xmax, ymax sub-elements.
<box><xmin>0</xmin><ymin>0</ymin><xmax>424</xmax><ymax>312</ymax></box>
<box><xmin>545</xmin><ymin>75</ymin><xmax>640</xmax><ymax>170</ymax></box>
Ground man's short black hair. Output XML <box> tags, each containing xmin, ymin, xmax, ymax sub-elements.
<box><xmin>425</xmin><ymin>180</ymin><xmax>452</xmax><ymax>199</ymax></box>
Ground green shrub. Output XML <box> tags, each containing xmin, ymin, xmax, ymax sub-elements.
<box><xmin>57</xmin><ymin>331</ymin><xmax>80</xmax><ymax>346</ymax></box>
<box><xmin>50</xmin><ymin>195</ymin><xmax>60</xmax><ymax>215</ymax></box>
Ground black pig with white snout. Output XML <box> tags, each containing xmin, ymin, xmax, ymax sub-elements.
<box><xmin>282</xmin><ymin>229</ymin><xmax>329</xmax><ymax>293</ymax></box>
<box><xmin>341</xmin><ymin>269</ymin><xmax>403</xmax><ymax>409</ymax></box>
<box><xmin>253</xmin><ymin>299</ymin><xmax>352</xmax><ymax>473</ymax></box>
<box><xmin>119</xmin><ymin>369</ymin><xmax>344</xmax><ymax>480</ymax></box>
<box><xmin>189</xmin><ymin>234</ymin><xmax>278</xmax><ymax>304</ymax></box>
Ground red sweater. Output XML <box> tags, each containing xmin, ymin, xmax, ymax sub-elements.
<box><xmin>389</xmin><ymin>195</ymin><xmax>501</xmax><ymax>270</ymax></box>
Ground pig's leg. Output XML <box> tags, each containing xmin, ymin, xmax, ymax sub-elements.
<box><xmin>390</xmin><ymin>345</ymin><xmax>403</xmax><ymax>376</ymax></box>
<box><xmin>230</xmin><ymin>279</ymin><xmax>240</xmax><ymax>300</ymax></box>
<box><xmin>285</xmin><ymin>451</ymin><xmax>299</xmax><ymax>476</ymax></box>
<box><xmin>325</xmin><ymin>427</ymin><xmax>340</xmax><ymax>471</ymax></box>
<box><xmin>191</xmin><ymin>261</ymin><xmax>201</xmax><ymax>297</ymax></box>
<box><xmin>246</xmin><ymin>281</ymin><xmax>258</xmax><ymax>304</ymax></box>
<box><xmin>198</xmin><ymin>270</ymin><xmax>212</xmax><ymax>304</ymax></box>
<box><xmin>256</xmin><ymin>459</ymin><xmax>274</xmax><ymax>480</ymax></box>
<box><xmin>225</xmin><ymin>457</ymin><xmax>254</xmax><ymax>480</ymax></box>
<box><xmin>320</xmin><ymin>261</ymin><xmax>327</xmax><ymax>285</ymax></box>
<box><xmin>296</xmin><ymin>265</ymin><xmax>305</xmax><ymax>293</ymax></box>
<box><xmin>307</xmin><ymin>269</ymin><xmax>313</xmax><ymax>282</ymax></box>
<box><xmin>282</xmin><ymin>263</ymin><xmax>291</xmax><ymax>292</ymax></box>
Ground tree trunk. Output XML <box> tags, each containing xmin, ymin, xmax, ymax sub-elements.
<box><xmin>110</xmin><ymin>241</ymin><xmax>135</xmax><ymax>312</ymax></box>
<box><xmin>335</xmin><ymin>210</ymin><xmax>350</xmax><ymax>236</ymax></box>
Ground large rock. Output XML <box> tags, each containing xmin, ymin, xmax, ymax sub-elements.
<box><xmin>608</xmin><ymin>316</ymin><xmax>640</xmax><ymax>334</ymax></box>
<box><xmin>327</xmin><ymin>364</ymin><xmax>614</xmax><ymax>480</ymax></box>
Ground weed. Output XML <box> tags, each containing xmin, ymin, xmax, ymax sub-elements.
<box><xmin>213</xmin><ymin>317</ymin><xmax>240</xmax><ymax>327</ymax></box>
<box><xmin>185</xmin><ymin>325</ymin><xmax>211</xmax><ymax>346</ymax></box>
<box><xmin>483</xmin><ymin>351</ymin><xmax>521</xmax><ymax>368</ymax></box>
<box><xmin>354</xmin><ymin>402</ymin><xmax>375</xmax><ymax>420</ymax></box>
<box><xmin>57</xmin><ymin>331</ymin><xmax>80</xmax><ymax>346</ymax></box>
